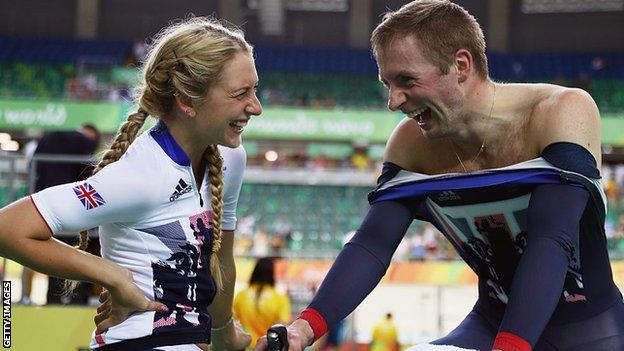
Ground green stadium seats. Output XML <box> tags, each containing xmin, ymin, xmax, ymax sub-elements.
<box><xmin>237</xmin><ymin>183</ymin><xmax>372</xmax><ymax>252</ymax></box>
<box><xmin>1</xmin><ymin>61</ymin><xmax>624</xmax><ymax>113</ymax></box>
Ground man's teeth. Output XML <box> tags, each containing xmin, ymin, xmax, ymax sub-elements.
<box><xmin>407</xmin><ymin>107</ymin><xmax>428</xmax><ymax>119</ymax></box>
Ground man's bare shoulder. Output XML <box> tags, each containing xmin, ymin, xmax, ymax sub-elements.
<box><xmin>529</xmin><ymin>85</ymin><xmax>601</xmax><ymax>165</ymax></box>
<box><xmin>383</xmin><ymin>117</ymin><xmax>431</xmax><ymax>172</ymax></box>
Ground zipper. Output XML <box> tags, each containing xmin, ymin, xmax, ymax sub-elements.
<box><xmin>186</xmin><ymin>167</ymin><xmax>204</xmax><ymax>208</ymax></box>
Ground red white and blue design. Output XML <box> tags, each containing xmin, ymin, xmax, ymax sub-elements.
<box><xmin>30</xmin><ymin>123</ymin><xmax>246</xmax><ymax>350</ymax></box>
<box><xmin>31</xmin><ymin>125</ymin><xmax>246</xmax><ymax>351</ymax></box>
<box><xmin>73</xmin><ymin>182</ymin><xmax>106</xmax><ymax>210</ymax></box>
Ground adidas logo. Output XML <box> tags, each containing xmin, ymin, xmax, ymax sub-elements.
<box><xmin>437</xmin><ymin>190</ymin><xmax>460</xmax><ymax>201</ymax></box>
<box><xmin>169</xmin><ymin>178</ymin><xmax>192</xmax><ymax>202</ymax></box>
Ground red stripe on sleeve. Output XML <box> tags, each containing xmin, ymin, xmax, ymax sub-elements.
<box><xmin>30</xmin><ymin>196</ymin><xmax>53</xmax><ymax>235</ymax></box>
<box><xmin>493</xmin><ymin>332</ymin><xmax>532</xmax><ymax>351</ymax></box>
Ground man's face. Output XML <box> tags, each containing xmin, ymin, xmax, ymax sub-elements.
<box><xmin>377</xmin><ymin>35</ymin><xmax>463</xmax><ymax>139</ymax></box>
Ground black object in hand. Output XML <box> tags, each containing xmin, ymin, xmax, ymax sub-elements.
<box><xmin>267</xmin><ymin>324</ymin><xmax>288</xmax><ymax>351</ymax></box>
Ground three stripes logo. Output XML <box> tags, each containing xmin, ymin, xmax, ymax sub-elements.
<box><xmin>170</xmin><ymin>179</ymin><xmax>192</xmax><ymax>202</ymax></box>
<box><xmin>437</xmin><ymin>190</ymin><xmax>460</xmax><ymax>201</ymax></box>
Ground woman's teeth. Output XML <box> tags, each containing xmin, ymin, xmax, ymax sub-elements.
<box><xmin>229</xmin><ymin>120</ymin><xmax>247</xmax><ymax>131</ymax></box>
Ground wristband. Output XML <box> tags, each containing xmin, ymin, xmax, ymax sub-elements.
<box><xmin>493</xmin><ymin>332</ymin><xmax>531</xmax><ymax>351</ymax></box>
<box><xmin>299</xmin><ymin>308</ymin><xmax>328</xmax><ymax>341</ymax></box>
<box><xmin>211</xmin><ymin>316</ymin><xmax>233</xmax><ymax>332</ymax></box>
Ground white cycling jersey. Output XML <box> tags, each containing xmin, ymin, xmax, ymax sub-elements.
<box><xmin>31</xmin><ymin>122</ymin><xmax>245</xmax><ymax>350</ymax></box>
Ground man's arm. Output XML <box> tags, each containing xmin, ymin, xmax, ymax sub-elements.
<box><xmin>254</xmin><ymin>200</ymin><xmax>415</xmax><ymax>351</ymax></box>
<box><xmin>493</xmin><ymin>87</ymin><xmax>601</xmax><ymax>351</ymax></box>
<box><xmin>493</xmin><ymin>183</ymin><xmax>589</xmax><ymax>351</ymax></box>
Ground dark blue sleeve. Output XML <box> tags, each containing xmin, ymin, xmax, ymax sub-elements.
<box><xmin>307</xmin><ymin>199</ymin><xmax>415</xmax><ymax>329</ymax></box>
<box><xmin>498</xmin><ymin>183</ymin><xmax>589</xmax><ymax>346</ymax></box>
<box><xmin>541</xmin><ymin>142</ymin><xmax>599</xmax><ymax>178</ymax></box>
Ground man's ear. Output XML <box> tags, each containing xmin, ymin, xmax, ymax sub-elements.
<box><xmin>454</xmin><ymin>49</ymin><xmax>473</xmax><ymax>83</ymax></box>
<box><xmin>174</xmin><ymin>93</ymin><xmax>196</xmax><ymax>117</ymax></box>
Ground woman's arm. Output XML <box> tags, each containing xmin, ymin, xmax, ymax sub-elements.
<box><xmin>208</xmin><ymin>229</ymin><xmax>252</xmax><ymax>350</ymax></box>
<box><xmin>0</xmin><ymin>197</ymin><xmax>127</xmax><ymax>288</ymax></box>
<box><xmin>208</xmin><ymin>229</ymin><xmax>237</xmax><ymax>326</ymax></box>
<box><xmin>0</xmin><ymin>197</ymin><xmax>167</xmax><ymax>334</ymax></box>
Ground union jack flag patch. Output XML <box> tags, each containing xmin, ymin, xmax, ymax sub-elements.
<box><xmin>73</xmin><ymin>182</ymin><xmax>106</xmax><ymax>210</ymax></box>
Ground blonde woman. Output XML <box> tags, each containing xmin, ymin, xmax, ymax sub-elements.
<box><xmin>0</xmin><ymin>17</ymin><xmax>261</xmax><ymax>350</ymax></box>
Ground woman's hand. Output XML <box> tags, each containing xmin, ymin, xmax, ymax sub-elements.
<box><xmin>94</xmin><ymin>269</ymin><xmax>168</xmax><ymax>334</ymax></box>
<box><xmin>211</xmin><ymin>317</ymin><xmax>252</xmax><ymax>350</ymax></box>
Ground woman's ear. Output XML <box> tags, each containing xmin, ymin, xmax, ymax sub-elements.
<box><xmin>174</xmin><ymin>93</ymin><xmax>196</xmax><ymax>117</ymax></box>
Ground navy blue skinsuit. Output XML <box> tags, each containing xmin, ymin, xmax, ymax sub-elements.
<box><xmin>306</xmin><ymin>143</ymin><xmax>624</xmax><ymax>351</ymax></box>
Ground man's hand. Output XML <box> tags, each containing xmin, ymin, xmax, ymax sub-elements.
<box><xmin>253</xmin><ymin>319</ymin><xmax>314</xmax><ymax>351</ymax></box>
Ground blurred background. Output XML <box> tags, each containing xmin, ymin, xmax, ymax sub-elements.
<box><xmin>0</xmin><ymin>0</ymin><xmax>624</xmax><ymax>350</ymax></box>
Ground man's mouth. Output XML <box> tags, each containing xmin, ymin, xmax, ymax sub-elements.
<box><xmin>407</xmin><ymin>106</ymin><xmax>431</xmax><ymax>122</ymax></box>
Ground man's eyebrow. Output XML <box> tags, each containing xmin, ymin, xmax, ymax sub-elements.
<box><xmin>379</xmin><ymin>71</ymin><xmax>420</xmax><ymax>86</ymax></box>
<box><xmin>395</xmin><ymin>70</ymin><xmax>420</xmax><ymax>80</ymax></box>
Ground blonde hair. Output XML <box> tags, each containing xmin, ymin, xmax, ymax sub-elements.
<box><xmin>371</xmin><ymin>0</ymin><xmax>489</xmax><ymax>79</ymax></box>
<box><xmin>65</xmin><ymin>17</ymin><xmax>251</xmax><ymax>295</ymax></box>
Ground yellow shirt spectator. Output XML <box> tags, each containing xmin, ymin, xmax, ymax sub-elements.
<box><xmin>233</xmin><ymin>258</ymin><xmax>292</xmax><ymax>347</ymax></box>
<box><xmin>233</xmin><ymin>284</ymin><xmax>291</xmax><ymax>347</ymax></box>
<box><xmin>370</xmin><ymin>313</ymin><xmax>399</xmax><ymax>351</ymax></box>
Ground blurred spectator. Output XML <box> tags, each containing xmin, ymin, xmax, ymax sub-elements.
<box><xmin>420</xmin><ymin>223</ymin><xmax>439</xmax><ymax>257</ymax></box>
<box><xmin>66</xmin><ymin>72</ymin><xmax>98</xmax><ymax>100</ymax></box>
<box><xmin>251</xmin><ymin>227</ymin><xmax>270</xmax><ymax>257</ymax></box>
<box><xmin>350</xmin><ymin>147</ymin><xmax>370</xmax><ymax>171</ymax></box>
<box><xmin>233</xmin><ymin>257</ymin><xmax>292</xmax><ymax>348</ymax></box>
<box><xmin>132</xmin><ymin>38</ymin><xmax>148</xmax><ymax>65</ymax></box>
<box><xmin>21</xmin><ymin>124</ymin><xmax>101</xmax><ymax>305</ymax></box>
<box><xmin>66</xmin><ymin>73</ymin><xmax>81</xmax><ymax>100</ymax></box>
<box><xmin>571</xmin><ymin>72</ymin><xmax>590</xmax><ymax>92</ymax></box>
<box><xmin>370</xmin><ymin>312</ymin><xmax>399</xmax><ymax>351</ymax></box>
<box><xmin>511</xmin><ymin>62</ymin><xmax>523</xmax><ymax>77</ymax></box>
<box><xmin>308</xmin><ymin>155</ymin><xmax>331</xmax><ymax>170</ymax></box>
<box><xmin>609</xmin><ymin>215</ymin><xmax>624</xmax><ymax>256</ymax></box>
<box><xmin>409</xmin><ymin>232</ymin><xmax>427</xmax><ymax>261</ymax></box>
<box><xmin>591</xmin><ymin>56</ymin><xmax>607</xmax><ymax>75</ymax></box>
<box><xmin>234</xmin><ymin>215</ymin><xmax>256</xmax><ymax>255</ymax></box>
<box><xmin>238</xmin><ymin>215</ymin><xmax>257</xmax><ymax>238</ymax></box>
<box><xmin>319</xmin><ymin>318</ymin><xmax>347</xmax><ymax>351</ymax></box>
<box><xmin>270</xmin><ymin>217</ymin><xmax>291</xmax><ymax>255</ymax></box>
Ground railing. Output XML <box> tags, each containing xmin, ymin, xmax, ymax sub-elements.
<box><xmin>0</xmin><ymin>153</ymin><xmax>96</xmax><ymax>205</ymax></box>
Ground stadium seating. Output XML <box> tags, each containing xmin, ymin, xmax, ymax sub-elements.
<box><xmin>0</xmin><ymin>36</ymin><xmax>131</xmax><ymax>64</ymax></box>
<box><xmin>1</xmin><ymin>38</ymin><xmax>624</xmax><ymax>111</ymax></box>
<box><xmin>237</xmin><ymin>183</ymin><xmax>372</xmax><ymax>252</ymax></box>
<box><xmin>2</xmin><ymin>60</ymin><xmax>624</xmax><ymax>112</ymax></box>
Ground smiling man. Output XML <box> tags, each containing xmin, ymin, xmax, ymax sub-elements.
<box><xmin>253</xmin><ymin>1</ymin><xmax>624</xmax><ymax>351</ymax></box>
